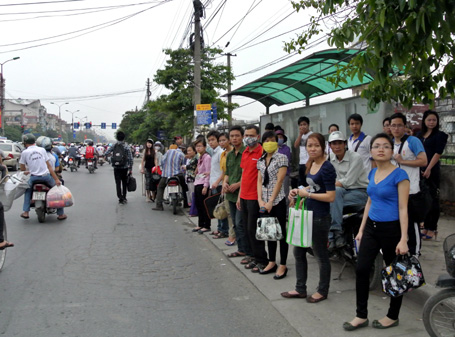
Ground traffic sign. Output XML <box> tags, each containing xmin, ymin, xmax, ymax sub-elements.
<box><xmin>212</xmin><ymin>103</ymin><xmax>217</xmax><ymax>124</ymax></box>
<box><xmin>112</xmin><ymin>123</ymin><xmax>117</xmax><ymax>129</ymax></box>
<box><xmin>197</xmin><ymin>110</ymin><xmax>212</xmax><ymax>125</ymax></box>
<box><xmin>101</xmin><ymin>123</ymin><xmax>106</xmax><ymax>129</ymax></box>
<box><xmin>73</xmin><ymin>122</ymin><xmax>79</xmax><ymax>129</ymax></box>
<box><xmin>73</xmin><ymin>131</ymin><xmax>76</xmax><ymax>139</ymax></box>
<box><xmin>196</xmin><ymin>104</ymin><xmax>211</xmax><ymax>111</ymax></box>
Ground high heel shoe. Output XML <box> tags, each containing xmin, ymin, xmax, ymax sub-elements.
<box><xmin>273</xmin><ymin>267</ymin><xmax>288</xmax><ymax>280</ymax></box>
<box><xmin>259</xmin><ymin>264</ymin><xmax>277</xmax><ymax>275</ymax></box>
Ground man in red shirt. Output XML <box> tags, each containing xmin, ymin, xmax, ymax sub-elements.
<box><xmin>237</xmin><ymin>125</ymin><xmax>268</xmax><ymax>272</ymax></box>
<box><xmin>85</xmin><ymin>140</ymin><xmax>99</xmax><ymax>169</ymax></box>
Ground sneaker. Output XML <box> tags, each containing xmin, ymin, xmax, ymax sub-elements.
<box><xmin>335</xmin><ymin>236</ymin><xmax>346</xmax><ymax>248</ymax></box>
<box><xmin>119</xmin><ymin>199</ymin><xmax>124</xmax><ymax>204</ymax></box>
<box><xmin>152</xmin><ymin>205</ymin><xmax>164</xmax><ymax>211</ymax></box>
<box><xmin>123</xmin><ymin>198</ymin><xmax>128</xmax><ymax>204</ymax></box>
<box><xmin>328</xmin><ymin>241</ymin><xmax>336</xmax><ymax>251</ymax></box>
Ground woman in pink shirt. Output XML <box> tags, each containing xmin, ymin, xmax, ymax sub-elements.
<box><xmin>192</xmin><ymin>138</ymin><xmax>212</xmax><ymax>233</ymax></box>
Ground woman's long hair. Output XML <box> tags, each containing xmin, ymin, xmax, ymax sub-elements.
<box><xmin>305</xmin><ymin>133</ymin><xmax>326</xmax><ymax>175</ymax></box>
<box><xmin>143</xmin><ymin>140</ymin><xmax>155</xmax><ymax>160</ymax></box>
<box><xmin>421</xmin><ymin>110</ymin><xmax>440</xmax><ymax>136</ymax></box>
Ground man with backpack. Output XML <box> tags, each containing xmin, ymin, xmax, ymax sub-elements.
<box><xmin>104</xmin><ymin>131</ymin><xmax>133</xmax><ymax>204</ymax></box>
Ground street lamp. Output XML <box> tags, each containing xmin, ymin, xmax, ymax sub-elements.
<box><xmin>0</xmin><ymin>56</ymin><xmax>20</xmax><ymax>136</ymax></box>
<box><xmin>66</xmin><ymin>109</ymin><xmax>79</xmax><ymax>132</ymax></box>
<box><xmin>50</xmin><ymin>102</ymin><xmax>68</xmax><ymax>132</ymax></box>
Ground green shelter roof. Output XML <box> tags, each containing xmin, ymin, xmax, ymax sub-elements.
<box><xmin>228</xmin><ymin>48</ymin><xmax>375</xmax><ymax>107</ymax></box>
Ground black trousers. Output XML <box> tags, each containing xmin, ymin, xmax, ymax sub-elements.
<box><xmin>356</xmin><ymin>218</ymin><xmax>403</xmax><ymax>320</ymax></box>
<box><xmin>0</xmin><ymin>202</ymin><xmax>4</xmax><ymax>242</ymax></box>
<box><xmin>114</xmin><ymin>168</ymin><xmax>129</xmax><ymax>201</ymax></box>
<box><xmin>265</xmin><ymin>198</ymin><xmax>289</xmax><ymax>265</ymax></box>
<box><xmin>195</xmin><ymin>184</ymin><xmax>211</xmax><ymax>229</ymax></box>
<box><xmin>423</xmin><ymin>169</ymin><xmax>441</xmax><ymax>231</ymax></box>
<box><xmin>298</xmin><ymin>164</ymin><xmax>307</xmax><ymax>186</ymax></box>
<box><xmin>240</xmin><ymin>198</ymin><xmax>268</xmax><ymax>265</ymax></box>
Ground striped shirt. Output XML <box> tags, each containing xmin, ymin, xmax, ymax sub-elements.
<box><xmin>161</xmin><ymin>149</ymin><xmax>184</xmax><ymax>178</ymax></box>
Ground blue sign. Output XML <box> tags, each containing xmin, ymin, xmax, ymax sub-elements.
<box><xmin>211</xmin><ymin>103</ymin><xmax>217</xmax><ymax>124</ymax></box>
<box><xmin>157</xmin><ymin>130</ymin><xmax>165</xmax><ymax>140</ymax></box>
<box><xmin>197</xmin><ymin>110</ymin><xmax>212</xmax><ymax>125</ymax></box>
<box><xmin>73</xmin><ymin>131</ymin><xmax>76</xmax><ymax>139</ymax></box>
<box><xmin>85</xmin><ymin>122</ymin><xmax>91</xmax><ymax>129</ymax></box>
<box><xmin>112</xmin><ymin>123</ymin><xmax>117</xmax><ymax>129</ymax></box>
<box><xmin>101</xmin><ymin>123</ymin><xmax>106</xmax><ymax>129</ymax></box>
<box><xmin>74</xmin><ymin>122</ymin><xmax>79</xmax><ymax>129</ymax></box>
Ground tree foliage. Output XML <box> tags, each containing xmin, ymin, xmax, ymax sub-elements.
<box><xmin>285</xmin><ymin>0</ymin><xmax>455</xmax><ymax>108</ymax></box>
<box><xmin>119</xmin><ymin>47</ymin><xmax>236</xmax><ymax>144</ymax></box>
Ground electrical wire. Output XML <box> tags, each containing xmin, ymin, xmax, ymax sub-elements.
<box><xmin>0</xmin><ymin>0</ymin><xmax>87</xmax><ymax>6</ymax></box>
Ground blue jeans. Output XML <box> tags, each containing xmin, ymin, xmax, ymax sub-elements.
<box><xmin>228</xmin><ymin>200</ymin><xmax>252</xmax><ymax>256</ymax></box>
<box><xmin>329</xmin><ymin>187</ymin><xmax>367</xmax><ymax>240</ymax></box>
<box><xmin>23</xmin><ymin>174</ymin><xmax>64</xmax><ymax>215</ymax></box>
<box><xmin>294</xmin><ymin>215</ymin><xmax>331</xmax><ymax>296</ymax></box>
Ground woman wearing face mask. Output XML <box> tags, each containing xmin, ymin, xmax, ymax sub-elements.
<box><xmin>140</xmin><ymin>139</ymin><xmax>156</xmax><ymax>202</ymax></box>
<box><xmin>281</xmin><ymin>133</ymin><xmax>336</xmax><ymax>303</ymax></box>
<box><xmin>182</xmin><ymin>144</ymin><xmax>198</xmax><ymax>208</ymax></box>
<box><xmin>154</xmin><ymin>141</ymin><xmax>164</xmax><ymax>172</ymax></box>
<box><xmin>257</xmin><ymin>131</ymin><xmax>289</xmax><ymax>279</ymax></box>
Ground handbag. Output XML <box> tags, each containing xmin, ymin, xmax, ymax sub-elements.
<box><xmin>127</xmin><ymin>175</ymin><xmax>137</xmax><ymax>192</ymax></box>
<box><xmin>213</xmin><ymin>194</ymin><xmax>228</xmax><ymax>220</ymax></box>
<box><xmin>381</xmin><ymin>254</ymin><xmax>425</xmax><ymax>298</ymax></box>
<box><xmin>256</xmin><ymin>215</ymin><xmax>283</xmax><ymax>241</ymax></box>
<box><xmin>203</xmin><ymin>192</ymin><xmax>221</xmax><ymax>219</ymax></box>
<box><xmin>286</xmin><ymin>195</ymin><xmax>313</xmax><ymax>247</ymax></box>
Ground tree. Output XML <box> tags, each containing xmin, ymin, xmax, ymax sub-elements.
<box><xmin>285</xmin><ymin>0</ymin><xmax>455</xmax><ymax>108</ymax></box>
<box><xmin>4</xmin><ymin>125</ymin><xmax>22</xmax><ymax>141</ymax></box>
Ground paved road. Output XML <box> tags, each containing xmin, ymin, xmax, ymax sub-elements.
<box><xmin>0</xmin><ymin>163</ymin><xmax>300</xmax><ymax>337</ymax></box>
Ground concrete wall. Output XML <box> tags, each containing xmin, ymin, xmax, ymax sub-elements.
<box><xmin>440</xmin><ymin>165</ymin><xmax>455</xmax><ymax>216</ymax></box>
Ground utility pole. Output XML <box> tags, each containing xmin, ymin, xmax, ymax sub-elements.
<box><xmin>0</xmin><ymin>57</ymin><xmax>20</xmax><ymax>136</ymax></box>
<box><xmin>146</xmin><ymin>78</ymin><xmax>151</xmax><ymax>103</ymax></box>
<box><xmin>224</xmin><ymin>53</ymin><xmax>236</xmax><ymax>127</ymax></box>
<box><xmin>193</xmin><ymin>0</ymin><xmax>203</xmax><ymax>137</ymax></box>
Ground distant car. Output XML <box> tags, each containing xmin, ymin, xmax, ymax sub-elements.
<box><xmin>0</xmin><ymin>143</ymin><xmax>23</xmax><ymax>171</ymax></box>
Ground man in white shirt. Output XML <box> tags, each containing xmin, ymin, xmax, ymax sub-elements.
<box><xmin>390</xmin><ymin>113</ymin><xmax>427</xmax><ymax>256</ymax></box>
<box><xmin>328</xmin><ymin>131</ymin><xmax>369</xmax><ymax>249</ymax></box>
<box><xmin>293</xmin><ymin>116</ymin><xmax>313</xmax><ymax>185</ymax></box>
<box><xmin>19</xmin><ymin>134</ymin><xmax>67</xmax><ymax>220</ymax></box>
<box><xmin>347</xmin><ymin>113</ymin><xmax>372</xmax><ymax>173</ymax></box>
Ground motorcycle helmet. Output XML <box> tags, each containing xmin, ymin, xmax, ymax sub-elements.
<box><xmin>36</xmin><ymin>136</ymin><xmax>53</xmax><ymax>151</ymax></box>
<box><xmin>328</xmin><ymin>131</ymin><xmax>346</xmax><ymax>143</ymax></box>
<box><xmin>22</xmin><ymin>133</ymin><xmax>36</xmax><ymax>145</ymax></box>
<box><xmin>87</xmin><ymin>140</ymin><xmax>94</xmax><ymax>146</ymax></box>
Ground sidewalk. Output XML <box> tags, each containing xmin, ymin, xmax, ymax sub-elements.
<box><xmin>184</xmin><ymin>213</ymin><xmax>454</xmax><ymax>336</ymax></box>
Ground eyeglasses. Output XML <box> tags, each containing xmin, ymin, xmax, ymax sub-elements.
<box><xmin>390</xmin><ymin>124</ymin><xmax>405</xmax><ymax>129</ymax></box>
<box><xmin>371</xmin><ymin>145</ymin><xmax>392</xmax><ymax>150</ymax></box>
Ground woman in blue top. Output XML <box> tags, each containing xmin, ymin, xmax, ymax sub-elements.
<box><xmin>281</xmin><ymin>133</ymin><xmax>336</xmax><ymax>303</ymax></box>
<box><xmin>343</xmin><ymin>133</ymin><xmax>409</xmax><ymax>331</ymax></box>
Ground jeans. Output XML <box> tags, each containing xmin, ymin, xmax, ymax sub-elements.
<box><xmin>213</xmin><ymin>187</ymin><xmax>228</xmax><ymax>235</ymax></box>
<box><xmin>228</xmin><ymin>200</ymin><xmax>251</xmax><ymax>256</ymax></box>
<box><xmin>23</xmin><ymin>174</ymin><xmax>64</xmax><ymax>215</ymax></box>
<box><xmin>0</xmin><ymin>202</ymin><xmax>5</xmax><ymax>242</ymax></box>
<box><xmin>114</xmin><ymin>168</ymin><xmax>129</xmax><ymax>202</ymax></box>
<box><xmin>265</xmin><ymin>198</ymin><xmax>288</xmax><ymax>265</ymax></box>
<box><xmin>356</xmin><ymin>218</ymin><xmax>403</xmax><ymax>320</ymax></box>
<box><xmin>294</xmin><ymin>215</ymin><xmax>331</xmax><ymax>296</ymax></box>
<box><xmin>241</xmin><ymin>198</ymin><xmax>268</xmax><ymax>265</ymax></box>
<box><xmin>329</xmin><ymin>187</ymin><xmax>368</xmax><ymax>240</ymax></box>
<box><xmin>0</xmin><ymin>165</ymin><xmax>6</xmax><ymax>179</ymax></box>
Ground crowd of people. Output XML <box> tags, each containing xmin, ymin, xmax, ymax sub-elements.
<box><xmin>138</xmin><ymin>110</ymin><xmax>447</xmax><ymax>331</ymax></box>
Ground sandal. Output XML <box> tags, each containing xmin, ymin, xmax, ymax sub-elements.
<box><xmin>0</xmin><ymin>241</ymin><xmax>14</xmax><ymax>251</ymax></box>
<box><xmin>225</xmin><ymin>240</ymin><xmax>236</xmax><ymax>246</ymax></box>
<box><xmin>57</xmin><ymin>215</ymin><xmax>67</xmax><ymax>221</ymax></box>
<box><xmin>20</xmin><ymin>213</ymin><xmax>29</xmax><ymax>219</ymax></box>
<box><xmin>227</xmin><ymin>251</ymin><xmax>246</xmax><ymax>258</ymax></box>
<box><xmin>213</xmin><ymin>233</ymin><xmax>227</xmax><ymax>239</ymax></box>
<box><xmin>240</xmin><ymin>256</ymin><xmax>254</xmax><ymax>264</ymax></box>
<box><xmin>210</xmin><ymin>231</ymin><xmax>220</xmax><ymax>235</ymax></box>
<box><xmin>244</xmin><ymin>261</ymin><xmax>257</xmax><ymax>269</ymax></box>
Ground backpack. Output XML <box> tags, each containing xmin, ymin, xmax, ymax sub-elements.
<box><xmin>112</xmin><ymin>143</ymin><xmax>127</xmax><ymax>167</ymax></box>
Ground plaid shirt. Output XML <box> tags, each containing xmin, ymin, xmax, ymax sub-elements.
<box><xmin>105</xmin><ymin>141</ymin><xmax>133</xmax><ymax>170</ymax></box>
<box><xmin>257</xmin><ymin>151</ymin><xmax>288</xmax><ymax>206</ymax></box>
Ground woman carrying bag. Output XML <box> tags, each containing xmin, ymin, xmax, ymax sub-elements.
<box><xmin>140</xmin><ymin>139</ymin><xmax>156</xmax><ymax>202</ymax></box>
<box><xmin>192</xmin><ymin>138</ymin><xmax>211</xmax><ymax>234</ymax></box>
<box><xmin>257</xmin><ymin>131</ymin><xmax>289</xmax><ymax>279</ymax></box>
<box><xmin>281</xmin><ymin>133</ymin><xmax>336</xmax><ymax>303</ymax></box>
<box><xmin>343</xmin><ymin>133</ymin><xmax>409</xmax><ymax>331</ymax></box>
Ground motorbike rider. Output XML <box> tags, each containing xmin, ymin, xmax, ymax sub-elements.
<box><xmin>85</xmin><ymin>140</ymin><xmax>99</xmax><ymax>169</ymax></box>
<box><xmin>19</xmin><ymin>134</ymin><xmax>67</xmax><ymax>221</ymax></box>
<box><xmin>328</xmin><ymin>131</ymin><xmax>369</xmax><ymax>250</ymax></box>
<box><xmin>67</xmin><ymin>143</ymin><xmax>81</xmax><ymax>167</ymax></box>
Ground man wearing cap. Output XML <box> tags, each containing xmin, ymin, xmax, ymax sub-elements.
<box><xmin>328</xmin><ymin>131</ymin><xmax>369</xmax><ymax>249</ymax></box>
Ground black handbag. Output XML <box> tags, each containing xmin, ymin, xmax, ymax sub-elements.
<box><xmin>382</xmin><ymin>254</ymin><xmax>425</xmax><ymax>297</ymax></box>
<box><xmin>127</xmin><ymin>175</ymin><xmax>137</xmax><ymax>192</ymax></box>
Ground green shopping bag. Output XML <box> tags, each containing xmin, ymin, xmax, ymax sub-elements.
<box><xmin>286</xmin><ymin>195</ymin><xmax>313</xmax><ymax>247</ymax></box>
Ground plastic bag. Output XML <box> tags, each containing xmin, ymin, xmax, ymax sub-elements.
<box><xmin>46</xmin><ymin>185</ymin><xmax>74</xmax><ymax>208</ymax></box>
<box><xmin>0</xmin><ymin>173</ymin><xmax>30</xmax><ymax>211</ymax></box>
<box><xmin>381</xmin><ymin>254</ymin><xmax>425</xmax><ymax>297</ymax></box>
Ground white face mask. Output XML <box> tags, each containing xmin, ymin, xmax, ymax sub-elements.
<box><xmin>154</xmin><ymin>147</ymin><xmax>161</xmax><ymax>152</ymax></box>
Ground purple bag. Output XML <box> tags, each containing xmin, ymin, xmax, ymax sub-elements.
<box><xmin>189</xmin><ymin>192</ymin><xmax>198</xmax><ymax>216</ymax></box>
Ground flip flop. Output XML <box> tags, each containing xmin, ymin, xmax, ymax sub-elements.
<box><xmin>0</xmin><ymin>241</ymin><xmax>14</xmax><ymax>251</ymax></box>
<box><xmin>225</xmin><ymin>240</ymin><xmax>236</xmax><ymax>246</ymax></box>
<box><xmin>20</xmin><ymin>214</ymin><xmax>29</xmax><ymax>219</ymax></box>
<box><xmin>57</xmin><ymin>215</ymin><xmax>67</xmax><ymax>221</ymax></box>
<box><xmin>227</xmin><ymin>251</ymin><xmax>246</xmax><ymax>258</ymax></box>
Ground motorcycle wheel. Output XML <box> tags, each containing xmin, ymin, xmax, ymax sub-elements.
<box><xmin>172</xmin><ymin>198</ymin><xmax>178</xmax><ymax>215</ymax></box>
<box><xmin>70</xmin><ymin>167</ymin><xmax>74</xmax><ymax>172</ymax></box>
<box><xmin>423</xmin><ymin>288</ymin><xmax>455</xmax><ymax>337</ymax></box>
<box><xmin>36</xmin><ymin>207</ymin><xmax>46</xmax><ymax>223</ymax></box>
<box><xmin>369</xmin><ymin>253</ymin><xmax>383</xmax><ymax>290</ymax></box>
<box><xmin>0</xmin><ymin>224</ymin><xmax>7</xmax><ymax>271</ymax></box>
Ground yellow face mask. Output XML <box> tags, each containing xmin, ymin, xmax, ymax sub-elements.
<box><xmin>263</xmin><ymin>141</ymin><xmax>278</xmax><ymax>154</ymax></box>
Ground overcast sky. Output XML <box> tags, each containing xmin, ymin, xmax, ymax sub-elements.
<box><xmin>1</xmin><ymin>0</ymin><xmax>345</xmax><ymax>138</ymax></box>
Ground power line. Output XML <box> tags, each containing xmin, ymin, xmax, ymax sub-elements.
<box><xmin>0</xmin><ymin>0</ymin><xmax>87</xmax><ymax>6</ymax></box>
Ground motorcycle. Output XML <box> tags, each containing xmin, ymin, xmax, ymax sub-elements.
<box><xmin>68</xmin><ymin>156</ymin><xmax>78</xmax><ymax>172</ymax></box>
<box><xmin>163</xmin><ymin>175</ymin><xmax>184</xmax><ymax>215</ymax></box>
<box><xmin>86</xmin><ymin>158</ymin><xmax>95</xmax><ymax>174</ymax></box>
<box><xmin>98</xmin><ymin>157</ymin><xmax>105</xmax><ymax>166</ymax></box>
<box><xmin>31</xmin><ymin>183</ymin><xmax>56</xmax><ymax>223</ymax></box>
<box><xmin>423</xmin><ymin>233</ymin><xmax>455</xmax><ymax>337</ymax></box>
<box><xmin>135</xmin><ymin>150</ymin><xmax>141</xmax><ymax>158</ymax></box>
